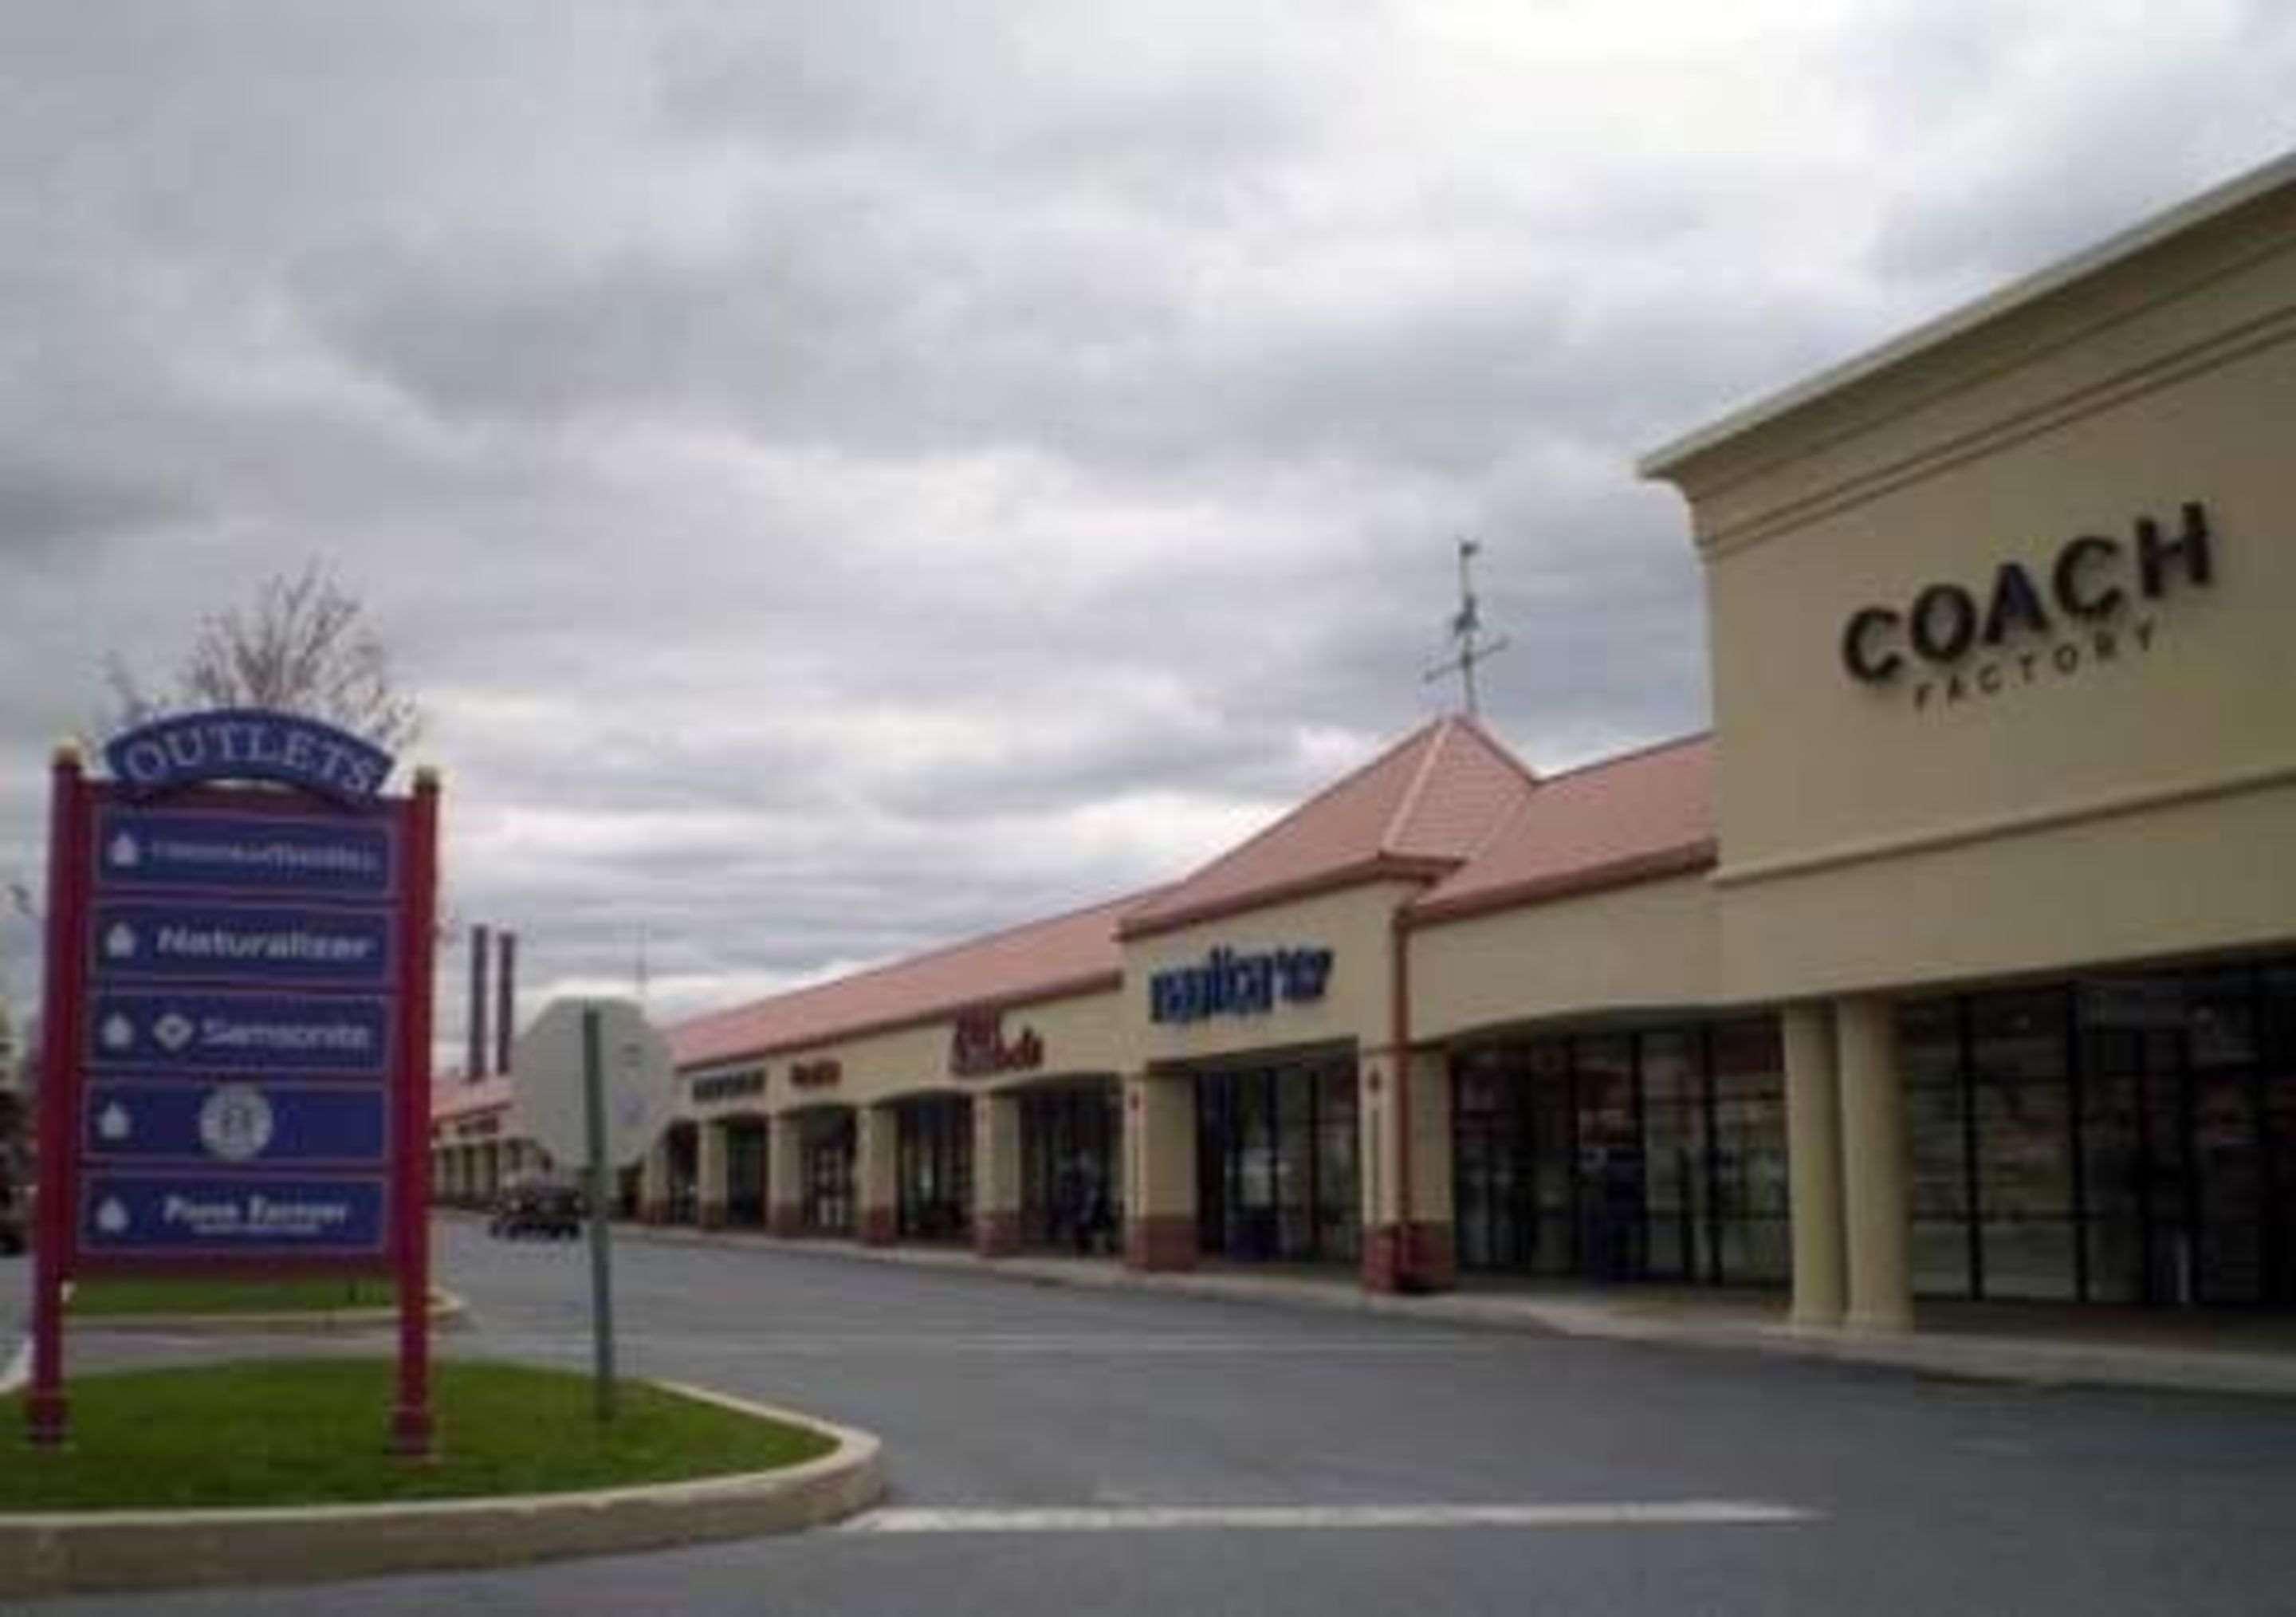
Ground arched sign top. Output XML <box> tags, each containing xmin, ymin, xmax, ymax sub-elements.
<box><xmin>103</xmin><ymin>708</ymin><xmax>395</xmax><ymax>805</ymax></box>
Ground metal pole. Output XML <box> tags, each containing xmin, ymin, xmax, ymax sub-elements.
<box><xmin>582</xmin><ymin>1006</ymin><xmax>617</xmax><ymax>1422</ymax></box>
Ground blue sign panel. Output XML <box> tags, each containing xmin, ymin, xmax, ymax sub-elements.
<box><xmin>91</xmin><ymin>901</ymin><xmax>393</xmax><ymax>986</ymax></box>
<box><xmin>104</xmin><ymin>709</ymin><xmax>394</xmax><ymax>805</ymax></box>
<box><xmin>80</xmin><ymin>1175</ymin><xmax>387</xmax><ymax>1256</ymax></box>
<box><xmin>95</xmin><ymin>808</ymin><xmax>395</xmax><ymax>898</ymax></box>
<box><xmin>1149</xmin><ymin>944</ymin><xmax>1335</xmax><ymax>1024</ymax></box>
<box><xmin>85</xmin><ymin>1082</ymin><xmax>388</xmax><ymax>1166</ymax></box>
<box><xmin>88</xmin><ymin>990</ymin><xmax>390</xmax><ymax>1076</ymax></box>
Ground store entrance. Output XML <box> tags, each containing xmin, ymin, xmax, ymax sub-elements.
<box><xmin>1195</xmin><ymin>1056</ymin><xmax>1360</xmax><ymax>1264</ymax></box>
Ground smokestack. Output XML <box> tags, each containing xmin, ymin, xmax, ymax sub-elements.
<box><xmin>495</xmin><ymin>930</ymin><xmax>516</xmax><ymax>1077</ymax></box>
<box><xmin>467</xmin><ymin>923</ymin><xmax>490</xmax><ymax>1083</ymax></box>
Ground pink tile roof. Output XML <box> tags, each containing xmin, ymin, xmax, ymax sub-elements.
<box><xmin>431</xmin><ymin>1073</ymin><xmax>514</xmax><ymax>1123</ymax></box>
<box><xmin>1118</xmin><ymin>716</ymin><xmax>1540</xmax><ymax>938</ymax></box>
<box><xmin>1406</xmin><ymin>734</ymin><xmax>1716</xmax><ymax>926</ymax></box>
<box><xmin>668</xmin><ymin>888</ymin><xmax>1156</xmax><ymax>1072</ymax></box>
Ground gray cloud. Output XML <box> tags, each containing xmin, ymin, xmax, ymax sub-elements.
<box><xmin>3</xmin><ymin>0</ymin><xmax>2291</xmax><ymax>1056</ymax></box>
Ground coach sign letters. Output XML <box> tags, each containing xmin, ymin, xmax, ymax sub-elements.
<box><xmin>1839</xmin><ymin>501</ymin><xmax>2215</xmax><ymax>710</ymax></box>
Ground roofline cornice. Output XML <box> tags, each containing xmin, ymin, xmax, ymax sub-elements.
<box><xmin>672</xmin><ymin>968</ymin><xmax>1122</xmax><ymax>1075</ymax></box>
<box><xmin>1115</xmin><ymin>855</ymin><xmax>1455</xmax><ymax>941</ymax></box>
<box><xmin>1402</xmin><ymin>840</ymin><xmax>1718</xmax><ymax>930</ymax></box>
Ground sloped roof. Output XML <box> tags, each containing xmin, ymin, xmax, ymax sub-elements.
<box><xmin>432</xmin><ymin>1073</ymin><xmax>515</xmax><ymax>1124</ymax></box>
<box><xmin>1118</xmin><ymin>716</ymin><xmax>1539</xmax><ymax>938</ymax></box>
<box><xmin>1407</xmin><ymin>734</ymin><xmax>1716</xmax><ymax>926</ymax></box>
<box><xmin>669</xmin><ymin>888</ymin><xmax>1155</xmax><ymax>1071</ymax></box>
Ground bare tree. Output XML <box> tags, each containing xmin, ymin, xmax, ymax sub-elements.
<box><xmin>106</xmin><ymin>561</ymin><xmax>423</xmax><ymax>751</ymax></box>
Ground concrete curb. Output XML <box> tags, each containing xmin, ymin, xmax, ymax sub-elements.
<box><xmin>0</xmin><ymin>1383</ymin><xmax>885</xmax><ymax>1601</ymax></box>
<box><xmin>69</xmin><ymin>1287</ymin><xmax>470</xmax><ymax>1336</ymax></box>
<box><xmin>595</xmin><ymin>1217</ymin><xmax>2296</xmax><ymax>1400</ymax></box>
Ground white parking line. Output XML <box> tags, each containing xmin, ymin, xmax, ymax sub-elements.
<box><xmin>840</xmin><ymin>1501</ymin><xmax>1818</xmax><ymax>1534</ymax></box>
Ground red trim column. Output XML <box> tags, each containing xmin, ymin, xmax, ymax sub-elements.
<box><xmin>765</xmin><ymin>1115</ymin><xmax>804</xmax><ymax>1236</ymax></box>
<box><xmin>1122</xmin><ymin>1072</ymin><xmax>1197</xmax><ymax>1272</ymax></box>
<box><xmin>391</xmin><ymin>768</ymin><xmax>440</xmax><ymax>1458</ymax></box>
<box><xmin>26</xmin><ymin>746</ymin><xmax>89</xmax><ymax>1449</ymax></box>
<box><xmin>972</xmin><ymin>1090</ymin><xmax>1021</xmax><ymax>1257</ymax></box>
<box><xmin>1361</xmin><ymin>1048</ymin><xmax>1458</xmax><ymax>1295</ymax></box>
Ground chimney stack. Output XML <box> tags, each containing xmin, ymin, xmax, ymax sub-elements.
<box><xmin>467</xmin><ymin>923</ymin><xmax>490</xmax><ymax>1082</ymax></box>
<box><xmin>495</xmin><ymin>929</ymin><xmax>517</xmax><ymax>1077</ymax></box>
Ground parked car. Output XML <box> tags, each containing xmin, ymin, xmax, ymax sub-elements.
<box><xmin>488</xmin><ymin>1174</ymin><xmax>585</xmax><ymax>1240</ymax></box>
<box><xmin>0</xmin><ymin>1176</ymin><xmax>25</xmax><ymax>1257</ymax></box>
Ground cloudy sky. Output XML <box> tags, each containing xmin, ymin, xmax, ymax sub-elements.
<box><xmin>3</xmin><ymin>1</ymin><xmax>2291</xmax><ymax>1056</ymax></box>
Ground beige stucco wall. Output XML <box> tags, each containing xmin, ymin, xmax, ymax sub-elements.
<box><xmin>1122</xmin><ymin>880</ymin><xmax>1420</xmax><ymax>1069</ymax></box>
<box><xmin>1407</xmin><ymin>871</ymin><xmax>1723</xmax><ymax>1041</ymax></box>
<box><xmin>1665</xmin><ymin>175</ymin><xmax>2296</xmax><ymax>1000</ymax></box>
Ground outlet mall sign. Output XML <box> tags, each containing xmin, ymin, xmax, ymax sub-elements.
<box><xmin>26</xmin><ymin>709</ymin><xmax>441</xmax><ymax>1454</ymax></box>
<box><xmin>1839</xmin><ymin>501</ymin><xmax>2215</xmax><ymax>710</ymax></box>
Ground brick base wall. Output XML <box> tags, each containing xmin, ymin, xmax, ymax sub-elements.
<box><xmin>1124</xmin><ymin>1214</ymin><xmax>1198</xmax><ymax>1273</ymax></box>
<box><xmin>698</xmin><ymin>1203</ymin><xmax>727</xmax><ymax>1230</ymax></box>
<box><xmin>639</xmin><ymin>1200</ymin><xmax>669</xmax><ymax>1225</ymax></box>
<box><xmin>860</xmin><ymin>1206</ymin><xmax>898</xmax><ymax>1246</ymax></box>
<box><xmin>1362</xmin><ymin>1222</ymin><xmax>1459</xmax><ymax>1294</ymax></box>
<box><xmin>974</xmin><ymin>1210</ymin><xmax>1020</xmax><ymax>1257</ymax></box>
<box><xmin>768</xmin><ymin>1205</ymin><xmax>804</xmax><ymax>1237</ymax></box>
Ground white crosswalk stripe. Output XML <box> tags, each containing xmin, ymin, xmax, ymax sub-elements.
<box><xmin>840</xmin><ymin>1501</ymin><xmax>1818</xmax><ymax>1533</ymax></box>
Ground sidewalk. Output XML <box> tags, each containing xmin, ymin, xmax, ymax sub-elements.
<box><xmin>582</xmin><ymin>1215</ymin><xmax>2296</xmax><ymax>1399</ymax></box>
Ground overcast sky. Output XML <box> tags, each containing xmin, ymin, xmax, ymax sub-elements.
<box><xmin>3</xmin><ymin>2</ymin><xmax>2291</xmax><ymax>1058</ymax></box>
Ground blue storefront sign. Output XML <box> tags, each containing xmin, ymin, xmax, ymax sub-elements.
<box><xmin>79</xmin><ymin>1175</ymin><xmax>388</xmax><ymax>1256</ymax></box>
<box><xmin>86</xmin><ymin>990</ymin><xmax>390</xmax><ymax>1076</ymax></box>
<box><xmin>104</xmin><ymin>708</ymin><xmax>394</xmax><ymax>804</ymax></box>
<box><xmin>94</xmin><ymin>808</ymin><xmax>395</xmax><ymax>898</ymax></box>
<box><xmin>84</xmin><ymin>1081</ymin><xmax>388</xmax><ymax>1167</ymax></box>
<box><xmin>90</xmin><ymin>901</ymin><xmax>393</xmax><ymax>986</ymax></box>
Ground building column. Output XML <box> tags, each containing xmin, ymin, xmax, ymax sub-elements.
<box><xmin>697</xmin><ymin>1118</ymin><xmax>730</xmax><ymax>1229</ymax></box>
<box><xmin>767</xmin><ymin>1116</ymin><xmax>804</xmax><ymax>1237</ymax></box>
<box><xmin>639</xmin><ymin>1135</ymin><xmax>671</xmax><ymax>1224</ymax></box>
<box><xmin>858</xmin><ymin>1104</ymin><xmax>898</xmax><ymax>1245</ymax></box>
<box><xmin>1783</xmin><ymin>1001</ymin><xmax>1848</xmax><ymax>1329</ymax></box>
<box><xmin>1361</xmin><ymin>1048</ymin><xmax>1457</xmax><ymax>1294</ymax></box>
<box><xmin>1838</xmin><ymin>995</ymin><xmax>1914</xmax><ymax>1333</ymax></box>
<box><xmin>973</xmin><ymin>1090</ymin><xmax>1022</xmax><ymax>1257</ymax></box>
<box><xmin>1122</xmin><ymin>1072</ymin><xmax>1197</xmax><ymax>1271</ymax></box>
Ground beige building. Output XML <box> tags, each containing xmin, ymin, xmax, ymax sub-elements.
<box><xmin>438</xmin><ymin>151</ymin><xmax>2296</xmax><ymax>1332</ymax></box>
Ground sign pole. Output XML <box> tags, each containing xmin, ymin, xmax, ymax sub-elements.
<box><xmin>581</xmin><ymin>1006</ymin><xmax>617</xmax><ymax>1423</ymax></box>
<box><xmin>27</xmin><ymin>746</ymin><xmax>89</xmax><ymax>1450</ymax></box>
<box><xmin>390</xmin><ymin>768</ymin><xmax>440</xmax><ymax>1459</ymax></box>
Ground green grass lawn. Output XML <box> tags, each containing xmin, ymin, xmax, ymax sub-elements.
<box><xmin>1</xmin><ymin>1359</ymin><xmax>836</xmax><ymax>1510</ymax></box>
<box><xmin>70</xmin><ymin>1277</ymin><xmax>400</xmax><ymax>1316</ymax></box>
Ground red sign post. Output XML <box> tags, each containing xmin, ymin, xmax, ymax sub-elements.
<box><xmin>24</xmin><ymin>713</ymin><xmax>438</xmax><ymax>1457</ymax></box>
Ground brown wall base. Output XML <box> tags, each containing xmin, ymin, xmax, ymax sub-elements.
<box><xmin>1362</xmin><ymin>1222</ymin><xmax>1459</xmax><ymax>1294</ymax></box>
<box><xmin>698</xmin><ymin>1204</ymin><xmax>727</xmax><ymax>1230</ymax></box>
<box><xmin>1124</xmin><ymin>1214</ymin><xmax>1198</xmax><ymax>1273</ymax></box>
<box><xmin>768</xmin><ymin>1206</ymin><xmax>804</xmax><ymax>1237</ymax></box>
<box><xmin>859</xmin><ymin>1207</ymin><xmax>898</xmax><ymax>1246</ymax></box>
<box><xmin>973</xmin><ymin>1211</ymin><xmax>1020</xmax><ymax>1257</ymax></box>
<box><xmin>639</xmin><ymin>1201</ymin><xmax>668</xmax><ymax>1226</ymax></box>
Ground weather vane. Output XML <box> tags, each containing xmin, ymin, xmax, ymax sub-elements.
<box><xmin>1422</xmin><ymin>537</ymin><xmax>1508</xmax><ymax>716</ymax></box>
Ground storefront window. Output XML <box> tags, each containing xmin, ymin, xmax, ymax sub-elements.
<box><xmin>800</xmin><ymin>1113</ymin><xmax>855</xmax><ymax>1235</ymax></box>
<box><xmin>1901</xmin><ymin>958</ymin><xmax>2296</xmax><ymax>1307</ymax></box>
<box><xmin>1020</xmin><ymin>1082</ymin><xmax>1122</xmax><ymax>1251</ymax></box>
<box><xmin>895</xmin><ymin>1096</ymin><xmax>972</xmax><ymax>1241</ymax></box>
<box><xmin>1450</xmin><ymin>1017</ymin><xmax>1787</xmax><ymax>1288</ymax></box>
<box><xmin>1196</xmin><ymin>1060</ymin><xmax>1360</xmax><ymax>1264</ymax></box>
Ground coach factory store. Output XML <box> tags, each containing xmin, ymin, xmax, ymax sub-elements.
<box><xmin>432</xmin><ymin>154</ymin><xmax>2296</xmax><ymax>1332</ymax></box>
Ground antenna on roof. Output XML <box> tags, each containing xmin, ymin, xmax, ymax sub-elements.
<box><xmin>1421</xmin><ymin>537</ymin><xmax>1508</xmax><ymax>716</ymax></box>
